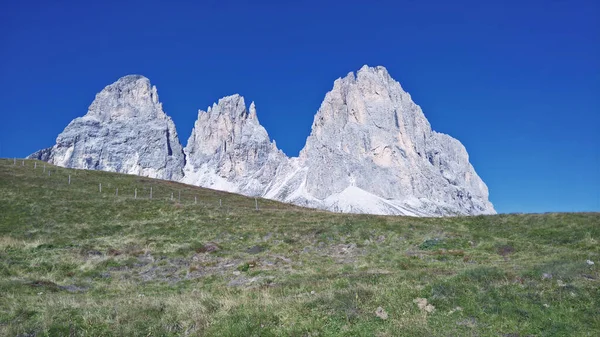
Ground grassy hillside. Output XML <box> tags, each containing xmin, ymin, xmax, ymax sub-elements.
<box><xmin>0</xmin><ymin>159</ymin><xmax>598</xmax><ymax>336</ymax></box>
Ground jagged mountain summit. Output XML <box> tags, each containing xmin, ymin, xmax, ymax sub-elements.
<box><xmin>265</xmin><ymin>66</ymin><xmax>494</xmax><ymax>215</ymax></box>
<box><xmin>181</xmin><ymin>94</ymin><xmax>288</xmax><ymax>195</ymax></box>
<box><xmin>30</xmin><ymin>66</ymin><xmax>495</xmax><ymax>216</ymax></box>
<box><xmin>29</xmin><ymin>75</ymin><xmax>185</xmax><ymax>180</ymax></box>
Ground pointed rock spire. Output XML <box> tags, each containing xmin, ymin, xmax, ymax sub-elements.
<box><xmin>182</xmin><ymin>95</ymin><xmax>286</xmax><ymax>196</ymax></box>
<box><xmin>249</xmin><ymin>101</ymin><xmax>257</xmax><ymax>120</ymax></box>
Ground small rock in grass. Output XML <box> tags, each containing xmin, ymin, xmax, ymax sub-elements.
<box><xmin>448</xmin><ymin>306</ymin><xmax>463</xmax><ymax>314</ymax></box>
<box><xmin>542</xmin><ymin>273</ymin><xmax>553</xmax><ymax>280</ymax></box>
<box><xmin>586</xmin><ymin>260</ymin><xmax>594</xmax><ymax>266</ymax></box>
<box><xmin>457</xmin><ymin>317</ymin><xmax>477</xmax><ymax>328</ymax></box>
<box><xmin>246</xmin><ymin>245</ymin><xmax>265</xmax><ymax>254</ymax></box>
<box><xmin>413</xmin><ymin>298</ymin><xmax>435</xmax><ymax>313</ymax></box>
<box><xmin>375</xmin><ymin>306</ymin><xmax>388</xmax><ymax>320</ymax></box>
<box><xmin>276</xmin><ymin>255</ymin><xmax>292</xmax><ymax>263</ymax></box>
<box><xmin>203</xmin><ymin>242</ymin><xmax>220</xmax><ymax>253</ymax></box>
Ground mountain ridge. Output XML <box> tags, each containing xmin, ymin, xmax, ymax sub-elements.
<box><xmin>30</xmin><ymin>65</ymin><xmax>495</xmax><ymax>216</ymax></box>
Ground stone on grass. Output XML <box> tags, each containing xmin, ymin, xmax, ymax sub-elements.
<box><xmin>413</xmin><ymin>298</ymin><xmax>435</xmax><ymax>313</ymax></box>
<box><xmin>375</xmin><ymin>306</ymin><xmax>388</xmax><ymax>320</ymax></box>
<box><xmin>203</xmin><ymin>242</ymin><xmax>220</xmax><ymax>253</ymax></box>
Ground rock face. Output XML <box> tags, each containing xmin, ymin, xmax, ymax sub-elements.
<box><xmin>31</xmin><ymin>66</ymin><xmax>495</xmax><ymax>216</ymax></box>
<box><xmin>181</xmin><ymin>94</ymin><xmax>287</xmax><ymax>195</ymax></box>
<box><xmin>29</xmin><ymin>75</ymin><xmax>185</xmax><ymax>180</ymax></box>
<box><xmin>263</xmin><ymin>66</ymin><xmax>494</xmax><ymax>216</ymax></box>
<box><xmin>182</xmin><ymin>66</ymin><xmax>493</xmax><ymax>215</ymax></box>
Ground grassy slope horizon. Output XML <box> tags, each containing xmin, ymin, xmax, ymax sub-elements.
<box><xmin>0</xmin><ymin>159</ymin><xmax>598</xmax><ymax>336</ymax></box>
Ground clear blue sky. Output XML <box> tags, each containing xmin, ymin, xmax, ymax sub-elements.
<box><xmin>1</xmin><ymin>0</ymin><xmax>598</xmax><ymax>213</ymax></box>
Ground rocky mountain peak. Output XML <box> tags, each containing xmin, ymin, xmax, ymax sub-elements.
<box><xmin>32</xmin><ymin>66</ymin><xmax>494</xmax><ymax>216</ymax></box>
<box><xmin>116</xmin><ymin>74</ymin><xmax>148</xmax><ymax>83</ymax></box>
<box><xmin>274</xmin><ymin>65</ymin><xmax>494</xmax><ymax>215</ymax></box>
<box><xmin>87</xmin><ymin>74</ymin><xmax>163</xmax><ymax>122</ymax></box>
<box><xmin>332</xmin><ymin>65</ymin><xmax>397</xmax><ymax>92</ymax></box>
<box><xmin>204</xmin><ymin>94</ymin><xmax>250</xmax><ymax>120</ymax></box>
<box><xmin>182</xmin><ymin>94</ymin><xmax>286</xmax><ymax>195</ymax></box>
<box><xmin>357</xmin><ymin>64</ymin><xmax>391</xmax><ymax>77</ymax></box>
<box><xmin>29</xmin><ymin>75</ymin><xmax>184</xmax><ymax>180</ymax></box>
<box><xmin>311</xmin><ymin>65</ymin><xmax>413</xmax><ymax>133</ymax></box>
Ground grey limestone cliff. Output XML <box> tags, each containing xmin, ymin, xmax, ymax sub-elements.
<box><xmin>263</xmin><ymin>66</ymin><xmax>495</xmax><ymax>215</ymax></box>
<box><xmin>29</xmin><ymin>75</ymin><xmax>185</xmax><ymax>180</ymax></box>
<box><xmin>31</xmin><ymin>66</ymin><xmax>494</xmax><ymax>216</ymax></box>
<box><xmin>181</xmin><ymin>94</ymin><xmax>288</xmax><ymax>195</ymax></box>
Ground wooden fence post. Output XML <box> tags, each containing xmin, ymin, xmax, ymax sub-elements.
<box><xmin>99</xmin><ymin>183</ymin><xmax>102</xmax><ymax>193</ymax></box>
<box><xmin>135</xmin><ymin>188</ymin><xmax>137</xmax><ymax>199</ymax></box>
<box><xmin>255</xmin><ymin>198</ymin><xmax>258</xmax><ymax>211</ymax></box>
<box><xmin>68</xmin><ymin>175</ymin><xmax>71</xmax><ymax>185</ymax></box>
<box><xmin>116</xmin><ymin>188</ymin><xmax>118</xmax><ymax>197</ymax></box>
<box><xmin>194</xmin><ymin>196</ymin><xmax>197</xmax><ymax>204</ymax></box>
<box><xmin>150</xmin><ymin>187</ymin><xmax>153</xmax><ymax>199</ymax></box>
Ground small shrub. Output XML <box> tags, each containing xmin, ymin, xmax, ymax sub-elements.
<box><xmin>420</xmin><ymin>238</ymin><xmax>443</xmax><ymax>250</ymax></box>
<box><xmin>497</xmin><ymin>245</ymin><xmax>515</xmax><ymax>256</ymax></box>
<box><xmin>237</xmin><ymin>262</ymin><xmax>250</xmax><ymax>272</ymax></box>
<box><xmin>107</xmin><ymin>248</ymin><xmax>122</xmax><ymax>256</ymax></box>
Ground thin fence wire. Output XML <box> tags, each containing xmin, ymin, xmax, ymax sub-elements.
<box><xmin>3</xmin><ymin>159</ymin><xmax>308</xmax><ymax>213</ymax></box>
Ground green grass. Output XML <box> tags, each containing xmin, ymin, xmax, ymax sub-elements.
<box><xmin>0</xmin><ymin>159</ymin><xmax>598</xmax><ymax>336</ymax></box>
